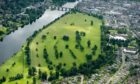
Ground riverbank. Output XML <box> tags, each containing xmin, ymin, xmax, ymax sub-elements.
<box><xmin>0</xmin><ymin>0</ymin><xmax>51</xmax><ymax>41</ymax></box>
<box><xmin>0</xmin><ymin>0</ymin><xmax>79</xmax><ymax>41</ymax></box>
<box><xmin>0</xmin><ymin>9</ymin><xmax>65</xmax><ymax>65</ymax></box>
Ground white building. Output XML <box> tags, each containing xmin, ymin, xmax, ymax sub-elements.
<box><xmin>123</xmin><ymin>48</ymin><xmax>138</xmax><ymax>55</ymax></box>
<box><xmin>109</xmin><ymin>35</ymin><xmax>126</xmax><ymax>41</ymax></box>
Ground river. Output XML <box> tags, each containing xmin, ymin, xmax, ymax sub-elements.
<box><xmin>0</xmin><ymin>1</ymin><xmax>79</xmax><ymax>65</ymax></box>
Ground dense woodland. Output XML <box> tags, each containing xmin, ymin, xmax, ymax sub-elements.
<box><xmin>0</xmin><ymin>0</ymin><xmax>46</xmax><ymax>40</ymax></box>
<box><xmin>0</xmin><ymin>0</ymin><xmax>44</xmax><ymax>14</ymax></box>
<box><xmin>0</xmin><ymin>0</ymin><xmax>76</xmax><ymax>40</ymax></box>
<box><xmin>52</xmin><ymin>0</ymin><xmax>76</xmax><ymax>6</ymax></box>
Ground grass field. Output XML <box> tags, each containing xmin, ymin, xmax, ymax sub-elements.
<box><xmin>0</xmin><ymin>12</ymin><xmax>102</xmax><ymax>84</ymax></box>
<box><xmin>30</xmin><ymin>12</ymin><xmax>102</xmax><ymax>70</ymax></box>
<box><xmin>0</xmin><ymin>47</ymin><xmax>34</xmax><ymax>84</ymax></box>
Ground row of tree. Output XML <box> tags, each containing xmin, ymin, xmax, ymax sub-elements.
<box><xmin>109</xmin><ymin>39</ymin><xmax>129</xmax><ymax>47</ymax></box>
<box><xmin>75</xmin><ymin>31</ymin><xmax>85</xmax><ymax>51</ymax></box>
<box><xmin>25</xmin><ymin>42</ymin><xmax>31</xmax><ymax>65</ymax></box>
<box><xmin>52</xmin><ymin>0</ymin><xmax>76</xmax><ymax>6</ymax></box>
<box><xmin>38</xmin><ymin>70</ymin><xmax>47</xmax><ymax>81</ymax></box>
<box><xmin>9</xmin><ymin>74</ymin><xmax>23</xmax><ymax>81</ymax></box>
<box><xmin>48</xmin><ymin>53</ymin><xmax>111</xmax><ymax>80</ymax></box>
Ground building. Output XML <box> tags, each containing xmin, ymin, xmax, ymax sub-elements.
<box><xmin>123</xmin><ymin>48</ymin><xmax>138</xmax><ymax>55</ymax></box>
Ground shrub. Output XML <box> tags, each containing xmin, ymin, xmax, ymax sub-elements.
<box><xmin>69</xmin><ymin>49</ymin><xmax>77</xmax><ymax>59</ymax></box>
<box><xmin>63</xmin><ymin>35</ymin><xmax>69</xmax><ymax>41</ymax></box>
<box><xmin>42</xmin><ymin>35</ymin><xmax>46</xmax><ymax>40</ymax></box>
<box><xmin>91</xmin><ymin>20</ymin><xmax>93</xmax><ymax>26</ymax></box>
<box><xmin>86</xmin><ymin>54</ymin><xmax>92</xmax><ymax>61</ymax></box>
<box><xmin>65</xmin><ymin>45</ymin><xmax>69</xmax><ymax>49</ymax></box>
<box><xmin>28</xmin><ymin>67</ymin><xmax>36</xmax><ymax>76</ymax></box>
<box><xmin>0</xmin><ymin>76</ymin><xmax>6</xmax><ymax>83</ymax></box>
<box><xmin>54</xmin><ymin>36</ymin><xmax>57</xmax><ymax>40</ymax></box>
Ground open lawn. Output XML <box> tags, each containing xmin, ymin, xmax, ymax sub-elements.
<box><xmin>30</xmin><ymin>12</ymin><xmax>102</xmax><ymax>70</ymax></box>
<box><xmin>0</xmin><ymin>48</ymin><xmax>34</xmax><ymax>84</ymax></box>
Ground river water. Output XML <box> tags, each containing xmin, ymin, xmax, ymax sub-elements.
<box><xmin>0</xmin><ymin>1</ymin><xmax>79</xmax><ymax>65</ymax></box>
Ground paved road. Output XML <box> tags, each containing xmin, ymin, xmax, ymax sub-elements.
<box><xmin>80</xmin><ymin>75</ymin><xmax>84</xmax><ymax>84</ymax></box>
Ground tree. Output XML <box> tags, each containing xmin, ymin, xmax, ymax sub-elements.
<box><xmin>28</xmin><ymin>68</ymin><xmax>32</xmax><ymax>76</ymax></box>
<box><xmin>54</xmin><ymin>36</ymin><xmax>57</xmax><ymax>40</ymax></box>
<box><xmin>27</xmin><ymin>81</ymin><xmax>29</xmax><ymax>84</ymax></box>
<box><xmin>9</xmin><ymin>74</ymin><xmax>23</xmax><ymax>81</ymax></box>
<box><xmin>39</xmin><ymin>71</ymin><xmax>47</xmax><ymax>81</ymax></box>
<box><xmin>80</xmin><ymin>32</ymin><xmax>86</xmax><ymax>36</ymax></box>
<box><xmin>28</xmin><ymin>67</ymin><xmax>36</xmax><ymax>76</ymax></box>
<box><xmin>33</xmin><ymin>77</ymin><xmax>36</xmax><ymax>84</ymax></box>
<box><xmin>69</xmin><ymin>49</ymin><xmax>77</xmax><ymax>59</ymax></box>
<box><xmin>12</xmin><ymin>62</ymin><xmax>16</xmax><ymax>67</ymax></box>
<box><xmin>25</xmin><ymin>45</ymin><xmax>31</xmax><ymax>65</ymax></box>
<box><xmin>65</xmin><ymin>45</ymin><xmax>69</xmax><ymax>49</ymax></box>
<box><xmin>91</xmin><ymin>20</ymin><xmax>93</xmax><ymax>26</ymax></box>
<box><xmin>43</xmin><ymin>48</ymin><xmax>49</xmax><ymax>61</ymax></box>
<box><xmin>75</xmin><ymin>31</ymin><xmax>81</xmax><ymax>43</ymax></box>
<box><xmin>63</xmin><ymin>63</ymin><xmax>66</xmax><ymax>66</ymax></box>
<box><xmin>48</xmin><ymin>65</ymin><xmax>53</xmax><ymax>70</ymax></box>
<box><xmin>56</xmin><ymin>63</ymin><xmax>62</xmax><ymax>71</ymax></box>
<box><xmin>0</xmin><ymin>31</ymin><xmax>4</xmax><ymax>36</ymax></box>
<box><xmin>2</xmin><ymin>76</ymin><xmax>6</xmax><ymax>82</ymax></box>
<box><xmin>48</xmin><ymin>71</ymin><xmax>58</xmax><ymax>81</ymax></box>
<box><xmin>55</xmin><ymin>71</ymin><xmax>59</xmax><ymax>79</ymax></box>
<box><xmin>73</xmin><ymin>62</ymin><xmax>77</xmax><ymax>66</ymax></box>
<box><xmin>0</xmin><ymin>76</ymin><xmax>6</xmax><ymax>83</ymax></box>
<box><xmin>38</xmin><ymin>69</ymin><xmax>42</xmax><ymax>79</ymax></box>
<box><xmin>60</xmin><ymin>68</ymin><xmax>68</xmax><ymax>77</ymax></box>
<box><xmin>79</xmin><ymin>45</ymin><xmax>84</xmax><ymax>51</ymax></box>
<box><xmin>86</xmin><ymin>54</ymin><xmax>92</xmax><ymax>61</ymax></box>
<box><xmin>92</xmin><ymin>45</ymin><xmax>97</xmax><ymax>51</ymax></box>
<box><xmin>60</xmin><ymin>51</ymin><xmax>63</xmax><ymax>58</ymax></box>
<box><xmin>6</xmin><ymin>69</ymin><xmax>9</xmax><ymax>72</ymax></box>
<box><xmin>54</xmin><ymin>48</ymin><xmax>59</xmax><ymax>59</ymax></box>
<box><xmin>92</xmin><ymin>50</ymin><xmax>96</xmax><ymax>55</ymax></box>
<box><xmin>32</xmin><ymin>31</ymin><xmax>38</xmax><ymax>37</ymax></box>
<box><xmin>41</xmin><ymin>35</ymin><xmax>46</xmax><ymax>40</ymax></box>
<box><xmin>41</xmin><ymin>72</ymin><xmax>47</xmax><ymax>81</ymax></box>
<box><xmin>63</xmin><ymin>35</ymin><xmax>69</xmax><ymax>41</ymax></box>
<box><xmin>69</xmin><ymin>66</ymin><xmax>78</xmax><ymax>76</ymax></box>
<box><xmin>52</xmin><ymin>0</ymin><xmax>76</xmax><ymax>6</ymax></box>
<box><xmin>75</xmin><ymin>44</ymin><xmax>79</xmax><ymax>49</ymax></box>
<box><xmin>87</xmin><ymin>40</ymin><xmax>91</xmax><ymax>48</ymax></box>
<box><xmin>85</xmin><ymin>19</ymin><xmax>87</xmax><ymax>22</ymax></box>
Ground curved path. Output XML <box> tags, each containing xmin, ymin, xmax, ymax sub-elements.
<box><xmin>80</xmin><ymin>75</ymin><xmax>84</xmax><ymax>84</ymax></box>
<box><xmin>106</xmin><ymin>48</ymin><xmax>128</xmax><ymax>84</ymax></box>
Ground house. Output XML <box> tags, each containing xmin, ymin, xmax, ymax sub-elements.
<box><xmin>123</xmin><ymin>48</ymin><xmax>138</xmax><ymax>55</ymax></box>
<box><xmin>109</xmin><ymin>35</ymin><xmax>126</xmax><ymax>41</ymax></box>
